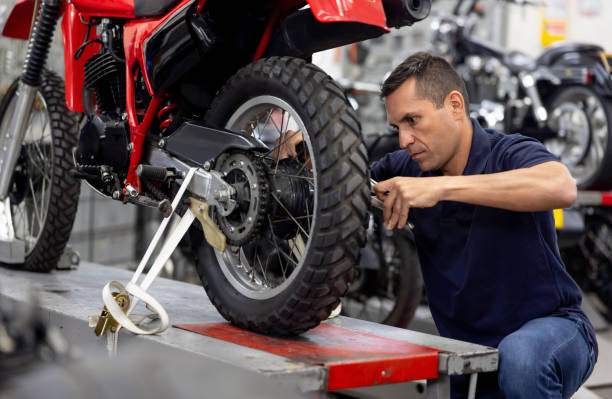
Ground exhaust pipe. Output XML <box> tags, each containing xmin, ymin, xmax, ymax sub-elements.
<box><xmin>263</xmin><ymin>0</ymin><xmax>431</xmax><ymax>59</ymax></box>
<box><xmin>383</xmin><ymin>0</ymin><xmax>431</xmax><ymax>28</ymax></box>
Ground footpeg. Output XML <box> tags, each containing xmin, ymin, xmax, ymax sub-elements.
<box><xmin>136</xmin><ymin>164</ymin><xmax>177</xmax><ymax>182</ymax></box>
<box><xmin>124</xmin><ymin>195</ymin><xmax>173</xmax><ymax>218</ymax></box>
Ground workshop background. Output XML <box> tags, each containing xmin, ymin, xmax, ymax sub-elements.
<box><xmin>0</xmin><ymin>0</ymin><xmax>610</xmax><ymax>398</ymax></box>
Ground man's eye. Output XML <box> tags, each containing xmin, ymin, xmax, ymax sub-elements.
<box><xmin>408</xmin><ymin>117</ymin><xmax>416</xmax><ymax>125</ymax></box>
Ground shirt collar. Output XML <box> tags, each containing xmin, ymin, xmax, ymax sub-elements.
<box><xmin>462</xmin><ymin>118</ymin><xmax>491</xmax><ymax>176</ymax></box>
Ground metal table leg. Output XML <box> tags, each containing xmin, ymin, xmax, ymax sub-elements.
<box><xmin>427</xmin><ymin>375</ymin><xmax>449</xmax><ymax>399</ymax></box>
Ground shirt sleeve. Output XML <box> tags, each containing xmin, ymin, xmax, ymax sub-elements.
<box><xmin>497</xmin><ymin>134</ymin><xmax>559</xmax><ymax>171</ymax></box>
<box><xmin>370</xmin><ymin>150</ymin><xmax>416</xmax><ymax>181</ymax></box>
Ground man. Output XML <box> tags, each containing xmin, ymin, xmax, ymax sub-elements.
<box><xmin>371</xmin><ymin>52</ymin><xmax>597</xmax><ymax>398</ymax></box>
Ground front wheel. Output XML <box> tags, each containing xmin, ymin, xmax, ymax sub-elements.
<box><xmin>194</xmin><ymin>57</ymin><xmax>369</xmax><ymax>335</ymax></box>
<box><xmin>0</xmin><ymin>72</ymin><xmax>80</xmax><ymax>272</ymax></box>
<box><xmin>545</xmin><ymin>86</ymin><xmax>612</xmax><ymax>189</ymax></box>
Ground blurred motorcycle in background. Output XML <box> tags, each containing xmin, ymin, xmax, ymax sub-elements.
<box><xmin>430</xmin><ymin>0</ymin><xmax>612</xmax><ymax>190</ymax></box>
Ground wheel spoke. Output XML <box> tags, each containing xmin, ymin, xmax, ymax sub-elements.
<box><xmin>293</xmin><ymin>156</ymin><xmax>313</xmax><ymax>180</ymax></box>
<box><xmin>32</xmin><ymin>137</ymin><xmax>50</xmax><ymax>167</ymax></box>
<box><xmin>27</xmin><ymin>177</ymin><xmax>43</xmax><ymax>229</ymax></box>
<box><xmin>269</xmin><ymin>191</ymin><xmax>311</xmax><ymax>239</ymax></box>
<box><xmin>28</xmin><ymin>200</ymin><xmax>35</xmax><ymax>247</ymax></box>
<box><xmin>267</xmin><ymin>215</ymin><xmax>289</xmax><ymax>281</ymax></box>
<box><xmin>268</xmin><ymin>172</ymin><xmax>314</xmax><ymax>183</ymax></box>
<box><xmin>305</xmin><ymin>197</ymin><xmax>311</xmax><ymax>231</ymax></box>
<box><xmin>277</xmin><ymin>246</ymin><xmax>299</xmax><ymax>268</ymax></box>
<box><xmin>257</xmin><ymin>254</ymin><xmax>270</xmax><ymax>287</ymax></box>
<box><xmin>28</xmin><ymin>146</ymin><xmax>51</xmax><ymax>183</ymax></box>
<box><xmin>271</xmin><ymin>215</ymin><xmax>312</xmax><ymax>224</ymax></box>
<box><xmin>255</xmin><ymin>108</ymin><xmax>275</xmax><ymax>141</ymax></box>
<box><xmin>251</xmin><ymin>236</ymin><xmax>270</xmax><ymax>287</ymax></box>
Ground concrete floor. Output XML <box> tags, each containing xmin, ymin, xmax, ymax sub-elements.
<box><xmin>587</xmin><ymin>327</ymin><xmax>612</xmax><ymax>399</ymax></box>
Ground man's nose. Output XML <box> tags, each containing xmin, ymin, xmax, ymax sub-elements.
<box><xmin>399</xmin><ymin>130</ymin><xmax>415</xmax><ymax>149</ymax></box>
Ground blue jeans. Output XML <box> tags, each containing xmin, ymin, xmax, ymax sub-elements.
<box><xmin>451</xmin><ymin>315</ymin><xmax>596</xmax><ymax>399</ymax></box>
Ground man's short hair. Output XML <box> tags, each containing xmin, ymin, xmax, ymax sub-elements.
<box><xmin>381</xmin><ymin>52</ymin><xmax>469</xmax><ymax>114</ymax></box>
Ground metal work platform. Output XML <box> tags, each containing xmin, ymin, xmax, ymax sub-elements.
<box><xmin>0</xmin><ymin>262</ymin><xmax>498</xmax><ymax>398</ymax></box>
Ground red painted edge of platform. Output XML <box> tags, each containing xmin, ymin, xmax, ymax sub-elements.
<box><xmin>175</xmin><ymin>322</ymin><xmax>439</xmax><ymax>391</ymax></box>
<box><xmin>327</xmin><ymin>353</ymin><xmax>438</xmax><ymax>391</ymax></box>
<box><xmin>602</xmin><ymin>192</ymin><xmax>612</xmax><ymax>206</ymax></box>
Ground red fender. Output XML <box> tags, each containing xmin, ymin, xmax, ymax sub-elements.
<box><xmin>306</xmin><ymin>0</ymin><xmax>389</xmax><ymax>29</ymax></box>
<box><xmin>2</xmin><ymin>0</ymin><xmax>36</xmax><ymax>39</ymax></box>
<box><xmin>62</xmin><ymin>3</ymin><xmax>102</xmax><ymax>112</ymax></box>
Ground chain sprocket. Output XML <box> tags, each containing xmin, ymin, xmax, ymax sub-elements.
<box><xmin>214</xmin><ymin>152</ymin><xmax>269</xmax><ymax>246</ymax></box>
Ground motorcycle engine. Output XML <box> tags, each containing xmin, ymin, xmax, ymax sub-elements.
<box><xmin>78</xmin><ymin>20</ymin><xmax>130</xmax><ymax>171</ymax></box>
<box><xmin>458</xmin><ymin>56</ymin><xmax>515</xmax><ymax>130</ymax></box>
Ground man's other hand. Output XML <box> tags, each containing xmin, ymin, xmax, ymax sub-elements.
<box><xmin>273</xmin><ymin>130</ymin><xmax>304</xmax><ymax>160</ymax></box>
<box><xmin>374</xmin><ymin>176</ymin><xmax>444</xmax><ymax>230</ymax></box>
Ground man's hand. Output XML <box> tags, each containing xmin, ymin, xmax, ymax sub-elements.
<box><xmin>374</xmin><ymin>176</ymin><xmax>444</xmax><ymax>230</ymax></box>
<box><xmin>273</xmin><ymin>130</ymin><xmax>304</xmax><ymax>160</ymax></box>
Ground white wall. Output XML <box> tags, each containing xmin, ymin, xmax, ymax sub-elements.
<box><xmin>504</xmin><ymin>0</ymin><xmax>612</xmax><ymax>57</ymax></box>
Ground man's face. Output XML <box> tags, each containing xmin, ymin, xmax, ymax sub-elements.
<box><xmin>385</xmin><ymin>78</ymin><xmax>461</xmax><ymax>173</ymax></box>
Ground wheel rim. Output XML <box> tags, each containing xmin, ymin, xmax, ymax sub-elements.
<box><xmin>214</xmin><ymin>95</ymin><xmax>317</xmax><ymax>300</ymax></box>
<box><xmin>546</xmin><ymin>94</ymin><xmax>609</xmax><ymax>186</ymax></box>
<box><xmin>0</xmin><ymin>92</ymin><xmax>53</xmax><ymax>256</ymax></box>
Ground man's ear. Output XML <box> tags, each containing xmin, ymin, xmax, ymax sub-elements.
<box><xmin>446</xmin><ymin>90</ymin><xmax>465</xmax><ymax>119</ymax></box>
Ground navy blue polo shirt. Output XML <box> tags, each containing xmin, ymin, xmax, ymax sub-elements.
<box><xmin>371</xmin><ymin>119</ymin><xmax>597</xmax><ymax>359</ymax></box>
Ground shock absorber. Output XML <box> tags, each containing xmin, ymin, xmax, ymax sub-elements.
<box><xmin>21</xmin><ymin>0</ymin><xmax>61</xmax><ymax>86</ymax></box>
<box><xmin>157</xmin><ymin>100</ymin><xmax>179</xmax><ymax>132</ymax></box>
<box><xmin>0</xmin><ymin>0</ymin><xmax>61</xmax><ymax>199</ymax></box>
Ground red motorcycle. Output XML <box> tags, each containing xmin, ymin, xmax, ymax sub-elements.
<box><xmin>0</xmin><ymin>0</ymin><xmax>430</xmax><ymax>335</ymax></box>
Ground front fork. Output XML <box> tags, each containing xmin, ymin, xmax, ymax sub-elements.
<box><xmin>519</xmin><ymin>71</ymin><xmax>549</xmax><ymax>128</ymax></box>
<box><xmin>0</xmin><ymin>0</ymin><xmax>60</xmax><ymax>200</ymax></box>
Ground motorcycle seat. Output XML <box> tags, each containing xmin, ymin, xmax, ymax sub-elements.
<box><xmin>463</xmin><ymin>36</ymin><xmax>506</xmax><ymax>60</ymax></box>
<box><xmin>463</xmin><ymin>36</ymin><xmax>536</xmax><ymax>74</ymax></box>
<box><xmin>135</xmin><ymin>0</ymin><xmax>182</xmax><ymax>17</ymax></box>
<box><xmin>536</xmin><ymin>42</ymin><xmax>604</xmax><ymax>66</ymax></box>
<box><xmin>503</xmin><ymin>50</ymin><xmax>537</xmax><ymax>74</ymax></box>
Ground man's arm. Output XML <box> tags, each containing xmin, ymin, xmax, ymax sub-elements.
<box><xmin>374</xmin><ymin>161</ymin><xmax>577</xmax><ymax>230</ymax></box>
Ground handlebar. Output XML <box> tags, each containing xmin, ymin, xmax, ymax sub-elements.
<box><xmin>453</xmin><ymin>0</ymin><xmax>479</xmax><ymax>16</ymax></box>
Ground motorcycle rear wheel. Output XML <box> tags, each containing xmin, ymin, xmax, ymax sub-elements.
<box><xmin>546</xmin><ymin>86</ymin><xmax>612</xmax><ymax>189</ymax></box>
<box><xmin>194</xmin><ymin>57</ymin><xmax>369</xmax><ymax>335</ymax></box>
<box><xmin>0</xmin><ymin>72</ymin><xmax>80</xmax><ymax>272</ymax></box>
